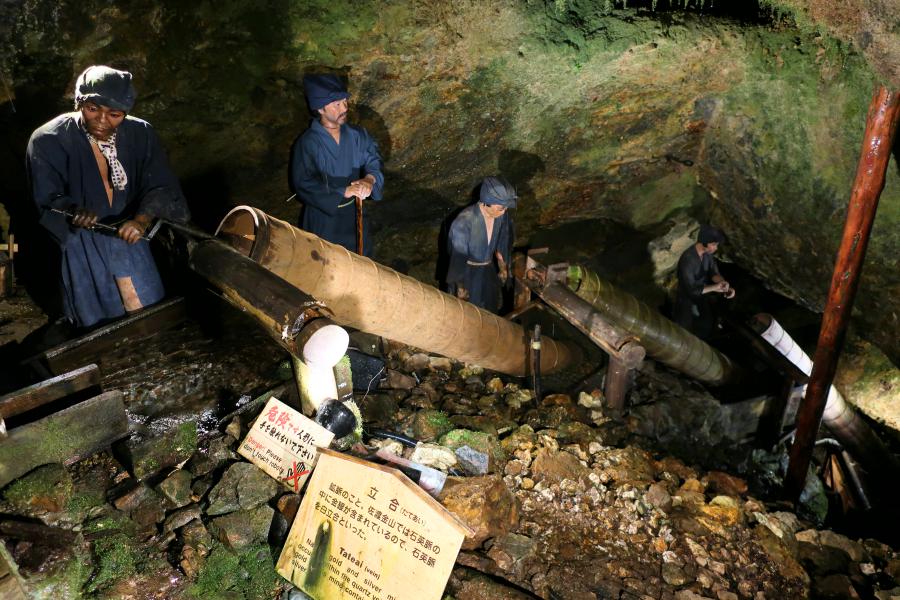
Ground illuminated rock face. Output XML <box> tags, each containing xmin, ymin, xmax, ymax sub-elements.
<box><xmin>2</xmin><ymin>1</ymin><xmax>898</xmax><ymax>359</ymax></box>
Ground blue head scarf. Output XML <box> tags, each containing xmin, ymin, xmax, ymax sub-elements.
<box><xmin>304</xmin><ymin>74</ymin><xmax>349</xmax><ymax>111</ymax></box>
<box><xmin>479</xmin><ymin>176</ymin><xmax>518</xmax><ymax>209</ymax></box>
<box><xmin>74</xmin><ymin>65</ymin><xmax>136</xmax><ymax>112</ymax></box>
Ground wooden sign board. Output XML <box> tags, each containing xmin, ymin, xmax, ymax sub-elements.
<box><xmin>238</xmin><ymin>397</ymin><xmax>334</xmax><ymax>492</ymax></box>
<box><xmin>277</xmin><ymin>449</ymin><xmax>473</xmax><ymax>600</ymax></box>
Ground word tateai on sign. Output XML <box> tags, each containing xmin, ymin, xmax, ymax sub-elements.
<box><xmin>238</xmin><ymin>397</ymin><xmax>334</xmax><ymax>492</ymax></box>
<box><xmin>277</xmin><ymin>449</ymin><xmax>473</xmax><ymax>600</ymax></box>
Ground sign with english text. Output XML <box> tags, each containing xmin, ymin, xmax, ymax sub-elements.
<box><xmin>238</xmin><ymin>397</ymin><xmax>334</xmax><ymax>492</ymax></box>
<box><xmin>276</xmin><ymin>449</ymin><xmax>472</xmax><ymax>600</ymax></box>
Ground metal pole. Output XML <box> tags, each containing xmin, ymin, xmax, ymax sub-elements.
<box><xmin>785</xmin><ymin>86</ymin><xmax>900</xmax><ymax>501</ymax></box>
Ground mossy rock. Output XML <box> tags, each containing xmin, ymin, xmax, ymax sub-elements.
<box><xmin>555</xmin><ymin>421</ymin><xmax>598</xmax><ymax>446</ymax></box>
<box><xmin>500</xmin><ymin>425</ymin><xmax>537</xmax><ymax>454</ymax></box>
<box><xmin>82</xmin><ymin>507</ymin><xmax>138</xmax><ymax>537</ymax></box>
<box><xmin>411</xmin><ymin>409</ymin><xmax>455</xmax><ymax>442</ymax></box>
<box><xmin>22</xmin><ymin>543</ymin><xmax>93</xmax><ymax>600</ymax></box>
<box><xmin>188</xmin><ymin>542</ymin><xmax>278</xmax><ymax>599</ymax></box>
<box><xmin>2</xmin><ymin>463</ymin><xmax>73</xmax><ymax>516</ymax></box>
<box><xmin>128</xmin><ymin>420</ymin><xmax>199</xmax><ymax>480</ymax></box>
<box><xmin>438</xmin><ymin>429</ymin><xmax>507</xmax><ymax>473</ymax></box>
<box><xmin>88</xmin><ymin>532</ymin><xmax>141</xmax><ymax>593</ymax></box>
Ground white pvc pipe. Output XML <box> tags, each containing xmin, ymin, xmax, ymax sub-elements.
<box><xmin>756</xmin><ymin>314</ymin><xmax>845</xmax><ymax>423</ymax></box>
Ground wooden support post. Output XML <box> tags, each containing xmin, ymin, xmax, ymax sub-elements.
<box><xmin>529</xmin><ymin>281</ymin><xmax>645</xmax><ymax>370</ymax></box>
<box><xmin>0</xmin><ymin>234</ymin><xmax>18</xmax><ymax>257</ymax></box>
<box><xmin>604</xmin><ymin>356</ymin><xmax>630</xmax><ymax>415</ymax></box>
<box><xmin>0</xmin><ymin>390</ymin><xmax>128</xmax><ymax>488</ymax></box>
<box><xmin>0</xmin><ymin>233</ymin><xmax>17</xmax><ymax>297</ymax></box>
<box><xmin>785</xmin><ymin>87</ymin><xmax>900</xmax><ymax>502</ymax></box>
<box><xmin>0</xmin><ymin>364</ymin><xmax>101</xmax><ymax>421</ymax></box>
<box><xmin>511</xmin><ymin>254</ymin><xmax>532</xmax><ymax>312</ymax></box>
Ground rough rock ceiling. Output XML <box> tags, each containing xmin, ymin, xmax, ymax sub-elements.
<box><xmin>0</xmin><ymin>0</ymin><xmax>898</xmax><ymax>362</ymax></box>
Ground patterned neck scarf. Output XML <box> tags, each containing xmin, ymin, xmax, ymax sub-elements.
<box><xmin>86</xmin><ymin>132</ymin><xmax>128</xmax><ymax>191</ymax></box>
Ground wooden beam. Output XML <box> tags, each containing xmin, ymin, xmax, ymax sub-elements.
<box><xmin>529</xmin><ymin>282</ymin><xmax>645</xmax><ymax>369</ymax></box>
<box><xmin>188</xmin><ymin>241</ymin><xmax>344</xmax><ymax>362</ymax></box>
<box><xmin>0</xmin><ymin>364</ymin><xmax>101</xmax><ymax>420</ymax></box>
<box><xmin>0</xmin><ymin>391</ymin><xmax>128</xmax><ymax>488</ymax></box>
<box><xmin>22</xmin><ymin>297</ymin><xmax>186</xmax><ymax>375</ymax></box>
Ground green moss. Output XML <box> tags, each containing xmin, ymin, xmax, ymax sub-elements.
<box><xmin>627</xmin><ymin>170</ymin><xmax>698</xmax><ymax>228</ymax></box>
<box><xmin>188</xmin><ymin>543</ymin><xmax>279</xmax><ymax>600</ymax></box>
<box><xmin>418</xmin><ymin>84</ymin><xmax>442</xmax><ymax>114</ymax></box>
<box><xmin>144</xmin><ymin>456</ymin><xmax>161</xmax><ymax>472</ymax></box>
<box><xmin>286</xmin><ymin>0</ymin><xmax>388</xmax><ymax>64</ymax></box>
<box><xmin>82</xmin><ymin>511</ymin><xmax>135</xmax><ymax>535</ymax></box>
<box><xmin>174</xmin><ymin>421</ymin><xmax>199</xmax><ymax>455</ymax></box>
<box><xmin>42</xmin><ymin>418</ymin><xmax>86</xmax><ymax>463</ymax></box>
<box><xmin>65</xmin><ymin>489</ymin><xmax>104</xmax><ymax>517</ymax></box>
<box><xmin>133</xmin><ymin>420</ymin><xmax>199</xmax><ymax>478</ymax></box>
<box><xmin>426</xmin><ymin>410</ymin><xmax>453</xmax><ymax>430</ymax></box>
<box><xmin>3</xmin><ymin>463</ymin><xmax>72</xmax><ymax>512</ymax></box>
<box><xmin>88</xmin><ymin>533</ymin><xmax>140</xmax><ymax>592</ymax></box>
<box><xmin>722</xmin><ymin>25</ymin><xmax>879</xmax><ymax>225</ymax></box>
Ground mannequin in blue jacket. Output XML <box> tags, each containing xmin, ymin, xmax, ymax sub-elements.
<box><xmin>290</xmin><ymin>74</ymin><xmax>384</xmax><ymax>255</ymax></box>
<box><xmin>27</xmin><ymin>65</ymin><xmax>189</xmax><ymax>328</ymax></box>
<box><xmin>446</xmin><ymin>176</ymin><xmax>516</xmax><ymax>314</ymax></box>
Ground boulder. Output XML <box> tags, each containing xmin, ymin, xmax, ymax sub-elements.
<box><xmin>206</xmin><ymin>462</ymin><xmax>280</xmax><ymax>516</ymax></box>
<box><xmin>2</xmin><ymin>463</ymin><xmax>72</xmax><ymax>517</ymax></box>
<box><xmin>125</xmin><ymin>421</ymin><xmax>198</xmax><ymax>480</ymax></box>
<box><xmin>209</xmin><ymin>504</ymin><xmax>275</xmax><ymax>550</ymax></box>
<box><xmin>156</xmin><ymin>469</ymin><xmax>193</xmax><ymax>508</ymax></box>
<box><xmin>439</xmin><ymin>475</ymin><xmax>518</xmax><ymax>550</ymax></box>
<box><xmin>530</xmin><ymin>448</ymin><xmax>591</xmax><ymax>485</ymax></box>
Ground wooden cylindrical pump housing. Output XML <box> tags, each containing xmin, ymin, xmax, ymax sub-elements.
<box><xmin>215</xmin><ymin>206</ymin><xmax>575</xmax><ymax>376</ymax></box>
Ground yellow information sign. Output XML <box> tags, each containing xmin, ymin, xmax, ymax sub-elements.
<box><xmin>277</xmin><ymin>449</ymin><xmax>472</xmax><ymax>600</ymax></box>
<box><xmin>238</xmin><ymin>397</ymin><xmax>334</xmax><ymax>492</ymax></box>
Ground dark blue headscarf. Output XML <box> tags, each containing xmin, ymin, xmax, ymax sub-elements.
<box><xmin>74</xmin><ymin>65</ymin><xmax>136</xmax><ymax>112</ymax></box>
<box><xmin>303</xmin><ymin>74</ymin><xmax>349</xmax><ymax>111</ymax></box>
<box><xmin>479</xmin><ymin>176</ymin><xmax>518</xmax><ymax>208</ymax></box>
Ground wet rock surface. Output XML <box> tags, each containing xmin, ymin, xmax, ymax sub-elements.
<box><xmin>2</xmin><ymin>331</ymin><xmax>898</xmax><ymax>600</ymax></box>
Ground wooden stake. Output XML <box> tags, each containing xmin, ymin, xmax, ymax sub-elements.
<box><xmin>785</xmin><ymin>87</ymin><xmax>900</xmax><ymax>502</ymax></box>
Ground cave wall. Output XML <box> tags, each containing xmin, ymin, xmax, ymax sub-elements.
<box><xmin>1</xmin><ymin>0</ymin><xmax>897</xmax><ymax>361</ymax></box>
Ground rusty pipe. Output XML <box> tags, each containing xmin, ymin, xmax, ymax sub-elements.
<box><xmin>189</xmin><ymin>240</ymin><xmax>349</xmax><ymax>368</ymax></box>
<box><xmin>755</xmin><ymin>313</ymin><xmax>900</xmax><ymax>494</ymax></box>
<box><xmin>566</xmin><ymin>264</ymin><xmax>736</xmax><ymax>385</ymax></box>
<box><xmin>214</xmin><ymin>206</ymin><xmax>575</xmax><ymax>376</ymax></box>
